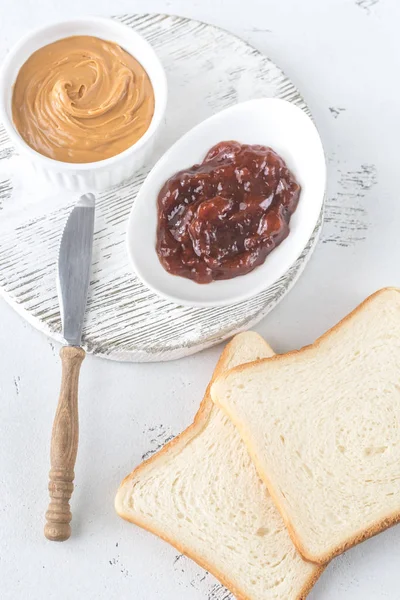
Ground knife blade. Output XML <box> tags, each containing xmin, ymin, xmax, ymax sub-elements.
<box><xmin>44</xmin><ymin>192</ymin><xmax>95</xmax><ymax>542</ymax></box>
<box><xmin>58</xmin><ymin>192</ymin><xmax>95</xmax><ymax>346</ymax></box>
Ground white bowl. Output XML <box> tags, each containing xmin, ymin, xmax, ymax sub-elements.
<box><xmin>0</xmin><ymin>17</ymin><xmax>167</xmax><ymax>192</ymax></box>
<box><xmin>127</xmin><ymin>98</ymin><xmax>326</xmax><ymax>307</ymax></box>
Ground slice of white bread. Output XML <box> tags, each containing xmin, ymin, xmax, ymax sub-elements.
<box><xmin>211</xmin><ymin>288</ymin><xmax>400</xmax><ymax>565</ymax></box>
<box><xmin>115</xmin><ymin>332</ymin><xmax>323</xmax><ymax>600</ymax></box>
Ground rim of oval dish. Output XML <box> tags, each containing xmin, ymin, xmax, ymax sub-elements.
<box><xmin>0</xmin><ymin>16</ymin><xmax>168</xmax><ymax>170</ymax></box>
<box><xmin>127</xmin><ymin>98</ymin><xmax>327</xmax><ymax>308</ymax></box>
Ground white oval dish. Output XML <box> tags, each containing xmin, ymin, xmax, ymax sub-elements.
<box><xmin>127</xmin><ymin>98</ymin><xmax>326</xmax><ymax>307</ymax></box>
<box><xmin>0</xmin><ymin>17</ymin><xmax>167</xmax><ymax>192</ymax></box>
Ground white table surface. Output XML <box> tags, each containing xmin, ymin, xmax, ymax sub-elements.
<box><xmin>1</xmin><ymin>0</ymin><xmax>400</xmax><ymax>598</ymax></box>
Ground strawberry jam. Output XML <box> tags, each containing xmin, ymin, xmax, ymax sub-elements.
<box><xmin>156</xmin><ymin>141</ymin><xmax>301</xmax><ymax>283</ymax></box>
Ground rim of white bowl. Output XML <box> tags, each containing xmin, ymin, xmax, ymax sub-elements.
<box><xmin>0</xmin><ymin>16</ymin><xmax>168</xmax><ymax>170</ymax></box>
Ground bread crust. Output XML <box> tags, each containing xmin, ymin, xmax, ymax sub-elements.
<box><xmin>211</xmin><ymin>287</ymin><xmax>400</xmax><ymax>565</ymax></box>
<box><xmin>115</xmin><ymin>332</ymin><xmax>324</xmax><ymax>599</ymax></box>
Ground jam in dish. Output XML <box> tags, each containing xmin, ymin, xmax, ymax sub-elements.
<box><xmin>156</xmin><ymin>141</ymin><xmax>301</xmax><ymax>283</ymax></box>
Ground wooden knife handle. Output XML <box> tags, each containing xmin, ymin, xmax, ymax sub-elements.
<box><xmin>44</xmin><ymin>346</ymin><xmax>85</xmax><ymax>541</ymax></box>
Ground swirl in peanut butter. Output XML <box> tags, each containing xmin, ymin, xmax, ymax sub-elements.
<box><xmin>12</xmin><ymin>35</ymin><xmax>155</xmax><ymax>163</ymax></box>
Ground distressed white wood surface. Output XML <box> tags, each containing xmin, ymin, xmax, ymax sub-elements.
<box><xmin>1</xmin><ymin>1</ymin><xmax>400</xmax><ymax>599</ymax></box>
<box><xmin>0</xmin><ymin>13</ymin><xmax>322</xmax><ymax>362</ymax></box>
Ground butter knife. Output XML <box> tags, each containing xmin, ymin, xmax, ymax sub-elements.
<box><xmin>44</xmin><ymin>193</ymin><xmax>95</xmax><ymax>542</ymax></box>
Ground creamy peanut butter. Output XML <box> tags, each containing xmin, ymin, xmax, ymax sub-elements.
<box><xmin>12</xmin><ymin>35</ymin><xmax>155</xmax><ymax>163</ymax></box>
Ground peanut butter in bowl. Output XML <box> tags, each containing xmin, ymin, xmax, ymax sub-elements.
<box><xmin>12</xmin><ymin>35</ymin><xmax>155</xmax><ymax>163</ymax></box>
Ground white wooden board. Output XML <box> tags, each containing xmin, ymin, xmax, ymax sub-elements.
<box><xmin>0</xmin><ymin>13</ymin><xmax>322</xmax><ymax>362</ymax></box>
